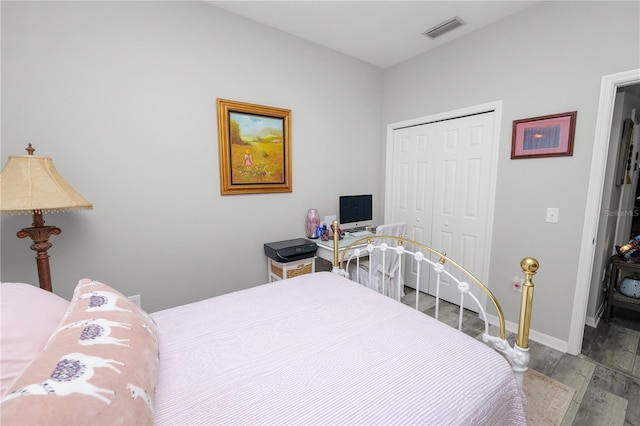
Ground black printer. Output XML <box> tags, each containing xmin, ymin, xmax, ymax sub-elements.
<box><xmin>264</xmin><ymin>238</ymin><xmax>317</xmax><ymax>263</ymax></box>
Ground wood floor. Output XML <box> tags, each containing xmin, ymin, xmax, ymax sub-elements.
<box><xmin>582</xmin><ymin>307</ymin><xmax>640</xmax><ymax>378</ymax></box>
<box><xmin>401</xmin><ymin>289</ymin><xmax>640</xmax><ymax>426</ymax></box>
<box><xmin>574</xmin><ymin>306</ymin><xmax>640</xmax><ymax>425</ymax></box>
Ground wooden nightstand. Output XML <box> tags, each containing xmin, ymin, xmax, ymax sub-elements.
<box><xmin>605</xmin><ymin>255</ymin><xmax>640</xmax><ymax>321</ymax></box>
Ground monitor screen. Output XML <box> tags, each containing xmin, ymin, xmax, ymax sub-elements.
<box><xmin>339</xmin><ymin>194</ymin><xmax>373</xmax><ymax>228</ymax></box>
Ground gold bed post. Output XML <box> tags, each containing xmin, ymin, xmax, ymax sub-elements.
<box><xmin>516</xmin><ymin>257</ymin><xmax>538</xmax><ymax>349</ymax></box>
<box><xmin>506</xmin><ymin>256</ymin><xmax>538</xmax><ymax>389</ymax></box>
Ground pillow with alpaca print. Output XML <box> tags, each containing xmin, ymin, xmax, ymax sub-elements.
<box><xmin>0</xmin><ymin>279</ymin><xmax>159</xmax><ymax>425</ymax></box>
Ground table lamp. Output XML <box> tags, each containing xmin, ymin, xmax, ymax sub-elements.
<box><xmin>0</xmin><ymin>144</ymin><xmax>92</xmax><ymax>292</ymax></box>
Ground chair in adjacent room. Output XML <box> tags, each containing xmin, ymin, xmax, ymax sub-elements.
<box><xmin>348</xmin><ymin>222</ymin><xmax>407</xmax><ymax>301</ymax></box>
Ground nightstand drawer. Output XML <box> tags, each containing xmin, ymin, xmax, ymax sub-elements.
<box><xmin>268</xmin><ymin>257</ymin><xmax>316</xmax><ymax>282</ymax></box>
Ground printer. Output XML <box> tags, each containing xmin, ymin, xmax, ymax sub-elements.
<box><xmin>264</xmin><ymin>238</ymin><xmax>318</xmax><ymax>263</ymax></box>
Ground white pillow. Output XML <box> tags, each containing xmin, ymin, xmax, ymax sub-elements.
<box><xmin>0</xmin><ymin>282</ymin><xmax>69</xmax><ymax>396</ymax></box>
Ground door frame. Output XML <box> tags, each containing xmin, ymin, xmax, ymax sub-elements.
<box><xmin>569</xmin><ymin>69</ymin><xmax>640</xmax><ymax>355</ymax></box>
<box><xmin>384</xmin><ymin>100</ymin><xmax>502</xmax><ymax>291</ymax></box>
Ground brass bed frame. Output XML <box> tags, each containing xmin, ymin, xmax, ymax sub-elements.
<box><xmin>329</xmin><ymin>220</ymin><xmax>537</xmax><ymax>389</ymax></box>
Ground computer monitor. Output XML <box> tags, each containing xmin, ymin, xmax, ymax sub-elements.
<box><xmin>339</xmin><ymin>194</ymin><xmax>373</xmax><ymax>230</ymax></box>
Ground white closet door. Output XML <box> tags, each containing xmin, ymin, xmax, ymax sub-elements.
<box><xmin>388</xmin><ymin>122</ymin><xmax>437</xmax><ymax>246</ymax></box>
<box><xmin>390</xmin><ymin>111</ymin><xmax>495</xmax><ymax>308</ymax></box>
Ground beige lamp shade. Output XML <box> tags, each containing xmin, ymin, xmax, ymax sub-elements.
<box><xmin>1</xmin><ymin>155</ymin><xmax>93</xmax><ymax>214</ymax></box>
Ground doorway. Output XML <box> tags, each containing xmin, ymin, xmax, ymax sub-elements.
<box><xmin>571</xmin><ymin>69</ymin><xmax>640</xmax><ymax>356</ymax></box>
<box><xmin>582</xmin><ymin>82</ymin><xmax>640</xmax><ymax>377</ymax></box>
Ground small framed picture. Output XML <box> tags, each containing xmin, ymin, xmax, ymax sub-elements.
<box><xmin>511</xmin><ymin>111</ymin><xmax>577</xmax><ymax>159</ymax></box>
<box><xmin>616</xmin><ymin>118</ymin><xmax>636</xmax><ymax>186</ymax></box>
<box><xmin>217</xmin><ymin>99</ymin><xmax>292</xmax><ymax>195</ymax></box>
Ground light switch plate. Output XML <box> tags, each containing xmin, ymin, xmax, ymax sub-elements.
<box><xmin>546</xmin><ymin>207</ymin><xmax>559</xmax><ymax>223</ymax></box>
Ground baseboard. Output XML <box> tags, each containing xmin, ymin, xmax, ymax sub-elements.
<box><xmin>584</xmin><ymin>303</ymin><xmax>605</xmax><ymax>329</ymax></box>
<box><xmin>486</xmin><ymin>314</ymin><xmax>569</xmax><ymax>353</ymax></box>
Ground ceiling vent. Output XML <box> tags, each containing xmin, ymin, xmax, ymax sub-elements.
<box><xmin>422</xmin><ymin>16</ymin><xmax>466</xmax><ymax>39</ymax></box>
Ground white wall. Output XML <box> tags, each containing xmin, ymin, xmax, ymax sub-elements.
<box><xmin>382</xmin><ymin>1</ymin><xmax>640</xmax><ymax>345</ymax></box>
<box><xmin>0</xmin><ymin>1</ymin><xmax>383</xmax><ymax>311</ymax></box>
<box><xmin>3</xmin><ymin>0</ymin><xmax>640</xmax><ymax>349</ymax></box>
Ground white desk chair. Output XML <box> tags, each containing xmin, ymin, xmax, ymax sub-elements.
<box><xmin>348</xmin><ymin>222</ymin><xmax>407</xmax><ymax>301</ymax></box>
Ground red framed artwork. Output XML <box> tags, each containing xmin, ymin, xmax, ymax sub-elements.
<box><xmin>511</xmin><ymin>111</ymin><xmax>577</xmax><ymax>159</ymax></box>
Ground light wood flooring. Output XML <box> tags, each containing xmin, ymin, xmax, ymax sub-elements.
<box><xmin>401</xmin><ymin>289</ymin><xmax>640</xmax><ymax>426</ymax></box>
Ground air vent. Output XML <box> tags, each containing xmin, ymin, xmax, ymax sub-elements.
<box><xmin>422</xmin><ymin>16</ymin><xmax>465</xmax><ymax>39</ymax></box>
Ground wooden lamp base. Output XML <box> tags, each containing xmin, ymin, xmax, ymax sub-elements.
<box><xmin>16</xmin><ymin>210</ymin><xmax>61</xmax><ymax>292</ymax></box>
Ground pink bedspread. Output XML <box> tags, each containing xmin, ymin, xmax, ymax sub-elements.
<box><xmin>151</xmin><ymin>272</ymin><xmax>527</xmax><ymax>425</ymax></box>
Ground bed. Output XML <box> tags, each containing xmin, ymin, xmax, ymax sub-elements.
<box><xmin>0</xmin><ymin>225</ymin><xmax>537</xmax><ymax>425</ymax></box>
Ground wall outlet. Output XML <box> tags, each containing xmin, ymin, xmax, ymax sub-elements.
<box><xmin>546</xmin><ymin>207</ymin><xmax>559</xmax><ymax>223</ymax></box>
<box><xmin>128</xmin><ymin>294</ymin><xmax>142</xmax><ymax>308</ymax></box>
<box><xmin>512</xmin><ymin>276</ymin><xmax>523</xmax><ymax>292</ymax></box>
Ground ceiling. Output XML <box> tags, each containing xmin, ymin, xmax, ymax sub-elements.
<box><xmin>207</xmin><ymin>1</ymin><xmax>541</xmax><ymax>68</ymax></box>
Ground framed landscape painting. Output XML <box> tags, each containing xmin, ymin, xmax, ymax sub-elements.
<box><xmin>217</xmin><ymin>99</ymin><xmax>292</xmax><ymax>195</ymax></box>
<box><xmin>511</xmin><ymin>111</ymin><xmax>577</xmax><ymax>159</ymax></box>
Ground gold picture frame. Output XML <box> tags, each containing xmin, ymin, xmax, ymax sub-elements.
<box><xmin>217</xmin><ymin>98</ymin><xmax>292</xmax><ymax>195</ymax></box>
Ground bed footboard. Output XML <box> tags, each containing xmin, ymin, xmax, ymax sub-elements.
<box><xmin>330</xmin><ymin>220</ymin><xmax>537</xmax><ymax>389</ymax></box>
<box><xmin>483</xmin><ymin>257</ymin><xmax>538</xmax><ymax>389</ymax></box>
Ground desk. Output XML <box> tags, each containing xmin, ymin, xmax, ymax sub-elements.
<box><xmin>605</xmin><ymin>255</ymin><xmax>640</xmax><ymax>321</ymax></box>
<box><xmin>308</xmin><ymin>233</ymin><xmax>373</xmax><ymax>266</ymax></box>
